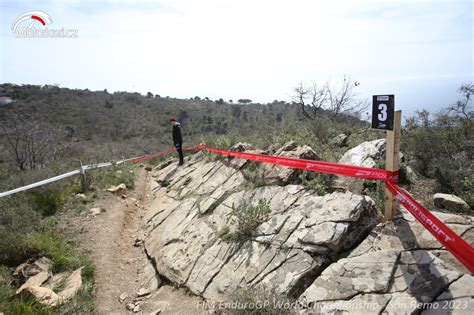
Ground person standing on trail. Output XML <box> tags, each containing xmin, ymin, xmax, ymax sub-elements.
<box><xmin>170</xmin><ymin>117</ymin><xmax>184</xmax><ymax>165</ymax></box>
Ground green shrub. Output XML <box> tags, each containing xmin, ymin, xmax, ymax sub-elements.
<box><xmin>364</xmin><ymin>180</ymin><xmax>385</xmax><ymax>213</ymax></box>
<box><xmin>222</xmin><ymin>199</ymin><xmax>271</xmax><ymax>243</ymax></box>
<box><xmin>200</xmin><ymin>135</ymin><xmax>233</xmax><ymax>160</ymax></box>
<box><xmin>0</xmin><ymin>265</ymin><xmax>14</xmax><ymax>310</ymax></box>
<box><xmin>402</xmin><ymin>95</ymin><xmax>473</xmax><ymax>200</ymax></box>
<box><xmin>0</xmin><ymin>230</ymin><xmax>34</xmax><ymax>267</ymax></box>
<box><xmin>0</xmin><ymin>195</ymin><xmax>39</xmax><ymax>233</ymax></box>
<box><xmin>460</xmin><ymin>172</ymin><xmax>474</xmax><ymax>209</ymax></box>
<box><xmin>0</xmin><ymin>195</ymin><xmax>43</xmax><ymax>266</ymax></box>
<box><xmin>298</xmin><ymin>171</ymin><xmax>334</xmax><ymax>195</ymax></box>
<box><xmin>25</xmin><ymin>233</ymin><xmax>89</xmax><ymax>273</ymax></box>
<box><xmin>31</xmin><ymin>188</ymin><xmax>68</xmax><ymax>216</ymax></box>
<box><xmin>230</xmin><ymin>285</ymin><xmax>295</xmax><ymax>315</ymax></box>
<box><xmin>93</xmin><ymin>163</ymin><xmax>136</xmax><ymax>190</ymax></box>
<box><xmin>2</xmin><ymin>298</ymin><xmax>52</xmax><ymax>315</ymax></box>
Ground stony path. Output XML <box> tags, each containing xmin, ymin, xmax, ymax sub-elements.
<box><xmin>77</xmin><ymin>167</ymin><xmax>205</xmax><ymax>314</ymax></box>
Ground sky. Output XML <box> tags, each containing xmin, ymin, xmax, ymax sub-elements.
<box><xmin>0</xmin><ymin>0</ymin><xmax>472</xmax><ymax>118</ymax></box>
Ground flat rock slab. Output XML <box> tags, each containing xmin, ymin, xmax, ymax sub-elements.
<box><xmin>145</xmin><ymin>151</ymin><xmax>380</xmax><ymax>301</ymax></box>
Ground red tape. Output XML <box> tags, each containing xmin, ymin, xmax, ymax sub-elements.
<box><xmin>204</xmin><ymin>146</ymin><xmax>398</xmax><ymax>182</ymax></box>
<box><xmin>386</xmin><ymin>181</ymin><xmax>474</xmax><ymax>273</ymax></box>
<box><xmin>131</xmin><ymin>145</ymin><xmax>206</xmax><ymax>164</ymax></box>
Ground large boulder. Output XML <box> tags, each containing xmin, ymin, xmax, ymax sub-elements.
<box><xmin>225</xmin><ymin>142</ymin><xmax>264</xmax><ymax>170</ymax></box>
<box><xmin>229</xmin><ymin>142</ymin><xmax>254</xmax><ymax>152</ymax></box>
<box><xmin>433</xmin><ymin>193</ymin><xmax>470</xmax><ymax>212</ymax></box>
<box><xmin>330</xmin><ymin>134</ymin><xmax>349</xmax><ymax>147</ymax></box>
<box><xmin>260</xmin><ymin>141</ymin><xmax>320</xmax><ymax>184</ymax></box>
<box><xmin>144</xmin><ymin>150</ymin><xmax>381</xmax><ymax>301</ymax></box>
<box><xmin>334</xmin><ymin>139</ymin><xmax>386</xmax><ymax>194</ymax></box>
<box><xmin>299</xmin><ymin>209</ymin><xmax>474</xmax><ymax>313</ymax></box>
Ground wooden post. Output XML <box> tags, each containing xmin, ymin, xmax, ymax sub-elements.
<box><xmin>79</xmin><ymin>160</ymin><xmax>87</xmax><ymax>192</ymax></box>
<box><xmin>384</xmin><ymin>110</ymin><xmax>401</xmax><ymax>221</ymax></box>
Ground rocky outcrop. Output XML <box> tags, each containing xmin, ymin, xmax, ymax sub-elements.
<box><xmin>144</xmin><ymin>144</ymin><xmax>380</xmax><ymax>301</ymax></box>
<box><xmin>142</xmin><ymin>142</ymin><xmax>474</xmax><ymax>313</ymax></box>
<box><xmin>434</xmin><ymin>193</ymin><xmax>470</xmax><ymax>212</ymax></box>
<box><xmin>299</xmin><ymin>209</ymin><xmax>473</xmax><ymax>314</ymax></box>
<box><xmin>335</xmin><ymin>139</ymin><xmax>386</xmax><ymax>193</ymax></box>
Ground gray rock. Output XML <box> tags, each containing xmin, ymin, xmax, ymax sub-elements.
<box><xmin>436</xmin><ymin>274</ymin><xmax>474</xmax><ymax>300</ymax></box>
<box><xmin>107</xmin><ymin>183</ymin><xmax>127</xmax><ymax>195</ymax></box>
<box><xmin>260</xmin><ymin>142</ymin><xmax>320</xmax><ymax>184</ymax></box>
<box><xmin>433</xmin><ymin>193</ymin><xmax>470</xmax><ymax>212</ymax></box>
<box><xmin>16</xmin><ymin>271</ymin><xmax>50</xmax><ymax>294</ymax></box>
<box><xmin>119</xmin><ymin>292</ymin><xmax>128</xmax><ymax>303</ymax></box>
<box><xmin>230</xmin><ymin>142</ymin><xmax>254</xmax><ymax>152</ymax></box>
<box><xmin>299</xmin><ymin>250</ymin><xmax>399</xmax><ymax>303</ymax></box>
<box><xmin>90</xmin><ymin>207</ymin><xmax>101</xmax><ymax>216</ymax></box>
<box><xmin>225</xmin><ymin>143</ymin><xmax>258</xmax><ymax>169</ymax></box>
<box><xmin>334</xmin><ymin>139</ymin><xmax>386</xmax><ymax>193</ymax></box>
<box><xmin>406</xmin><ymin>165</ymin><xmax>418</xmax><ymax>182</ymax></box>
<box><xmin>331</xmin><ymin>133</ymin><xmax>349</xmax><ymax>147</ymax></box>
<box><xmin>133</xmin><ymin>304</ymin><xmax>141</xmax><ymax>313</ymax></box>
<box><xmin>75</xmin><ymin>193</ymin><xmax>88</xmax><ymax>202</ymax></box>
<box><xmin>137</xmin><ymin>287</ymin><xmax>150</xmax><ymax>297</ymax></box>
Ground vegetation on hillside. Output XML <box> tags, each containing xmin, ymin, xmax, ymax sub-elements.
<box><xmin>401</xmin><ymin>83</ymin><xmax>473</xmax><ymax>208</ymax></box>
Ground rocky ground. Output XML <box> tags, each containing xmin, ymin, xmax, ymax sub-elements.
<box><xmin>140</xmin><ymin>141</ymin><xmax>473</xmax><ymax>314</ymax></box>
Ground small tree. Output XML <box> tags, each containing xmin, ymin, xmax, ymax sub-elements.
<box><xmin>238</xmin><ymin>99</ymin><xmax>252</xmax><ymax>104</ymax></box>
<box><xmin>293</xmin><ymin>75</ymin><xmax>366</xmax><ymax>121</ymax></box>
<box><xmin>448</xmin><ymin>83</ymin><xmax>473</xmax><ymax>120</ymax></box>
<box><xmin>0</xmin><ymin>111</ymin><xmax>64</xmax><ymax>170</ymax></box>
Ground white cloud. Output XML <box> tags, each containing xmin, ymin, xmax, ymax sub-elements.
<box><xmin>0</xmin><ymin>0</ymin><xmax>472</xmax><ymax>115</ymax></box>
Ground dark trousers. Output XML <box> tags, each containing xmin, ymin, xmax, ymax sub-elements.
<box><xmin>175</xmin><ymin>143</ymin><xmax>184</xmax><ymax>164</ymax></box>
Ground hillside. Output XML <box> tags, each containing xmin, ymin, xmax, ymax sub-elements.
<box><xmin>0</xmin><ymin>84</ymin><xmax>311</xmax><ymax>150</ymax></box>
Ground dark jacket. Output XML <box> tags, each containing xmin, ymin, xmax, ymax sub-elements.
<box><xmin>172</xmin><ymin>122</ymin><xmax>183</xmax><ymax>145</ymax></box>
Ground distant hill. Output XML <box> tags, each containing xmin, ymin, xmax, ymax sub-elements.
<box><xmin>0</xmin><ymin>83</ymin><xmax>365</xmax><ymax>160</ymax></box>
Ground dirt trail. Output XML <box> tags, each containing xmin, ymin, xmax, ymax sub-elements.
<box><xmin>78</xmin><ymin>168</ymin><xmax>206</xmax><ymax>314</ymax></box>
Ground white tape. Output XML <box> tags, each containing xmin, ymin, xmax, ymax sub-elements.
<box><xmin>0</xmin><ymin>170</ymin><xmax>81</xmax><ymax>198</ymax></box>
<box><xmin>0</xmin><ymin>155</ymin><xmax>143</xmax><ymax>198</ymax></box>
